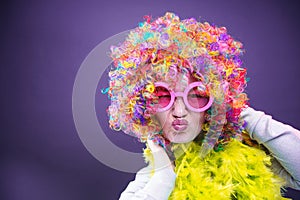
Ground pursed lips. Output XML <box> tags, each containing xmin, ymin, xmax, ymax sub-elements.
<box><xmin>172</xmin><ymin>119</ymin><xmax>188</xmax><ymax>131</ymax></box>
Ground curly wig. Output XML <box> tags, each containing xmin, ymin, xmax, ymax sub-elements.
<box><xmin>106</xmin><ymin>12</ymin><xmax>249</xmax><ymax>155</ymax></box>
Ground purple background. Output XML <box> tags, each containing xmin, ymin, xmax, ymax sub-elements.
<box><xmin>2</xmin><ymin>0</ymin><xmax>300</xmax><ymax>199</ymax></box>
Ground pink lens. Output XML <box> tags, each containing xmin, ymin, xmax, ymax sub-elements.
<box><xmin>154</xmin><ymin>86</ymin><xmax>171</xmax><ymax>109</ymax></box>
<box><xmin>187</xmin><ymin>85</ymin><xmax>209</xmax><ymax>109</ymax></box>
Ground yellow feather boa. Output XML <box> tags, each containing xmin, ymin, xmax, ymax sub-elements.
<box><xmin>144</xmin><ymin>140</ymin><xmax>290</xmax><ymax>200</ymax></box>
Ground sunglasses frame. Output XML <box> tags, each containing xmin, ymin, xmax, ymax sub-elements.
<box><xmin>154</xmin><ymin>81</ymin><xmax>214</xmax><ymax>112</ymax></box>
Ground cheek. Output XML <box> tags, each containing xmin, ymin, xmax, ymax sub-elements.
<box><xmin>153</xmin><ymin>111</ymin><xmax>169</xmax><ymax>127</ymax></box>
<box><xmin>191</xmin><ymin>112</ymin><xmax>205</xmax><ymax>128</ymax></box>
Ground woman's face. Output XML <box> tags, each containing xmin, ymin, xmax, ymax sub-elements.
<box><xmin>154</xmin><ymin>72</ymin><xmax>206</xmax><ymax>144</ymax></box>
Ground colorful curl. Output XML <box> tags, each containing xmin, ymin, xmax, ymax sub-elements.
<box><xmin>106</xmin><ymin>12</ymin><xmax>249</xmax><ymax>152</ymax></box>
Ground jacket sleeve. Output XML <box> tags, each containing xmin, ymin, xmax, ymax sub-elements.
<box><xmin>241</xmin><ymin>107</ymin><xmax>300</xmax><ymax>189</ymax></box>
<box><xmin>119</xmin><ymin>165</ymin><xmax>176</xmax><ymax>200</ymax></box>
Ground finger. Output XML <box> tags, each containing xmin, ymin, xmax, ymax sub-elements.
<box><xmin>147</xmin><ymin>139</ymin><xmax>174</xmax><ymax>171</ymax></box>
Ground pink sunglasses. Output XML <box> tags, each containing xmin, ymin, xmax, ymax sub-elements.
<box><xmin>153</xmin><ymin>82</ymin><xmax>214</xmax><ymax>112</ymax></box>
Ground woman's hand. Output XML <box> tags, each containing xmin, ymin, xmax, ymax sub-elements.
<box><xmin>119</xmin><ymin>139</ymin><xmax>176</xmax><ymax>200</ymax></box>
<box><xmin>147</xmin><ymin>139</ymin><xmax>175</xmax><ymax>172</ymax></box>
<box><xmin>139</xmin><ymin>139</ymin><xmax>176</xmax><ymax>200</ymax></box>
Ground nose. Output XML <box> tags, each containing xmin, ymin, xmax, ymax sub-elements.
<box><xmin>172</xmin><ymin>97</ymin><xmax>188</xmax><ymax>118</ymax></box>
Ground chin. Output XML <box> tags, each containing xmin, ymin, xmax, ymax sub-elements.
<box><xmin>165</xmin><ymin>131</ymin><xmax>196</xmax><ymax>144</ymax></box>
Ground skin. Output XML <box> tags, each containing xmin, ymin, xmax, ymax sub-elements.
<box><xmin>154</xmin><ymin>73</ymin><xmax>206</xmax><ymax>144</ymax></box>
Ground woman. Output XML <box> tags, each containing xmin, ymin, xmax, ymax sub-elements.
<box><xmin>106</xmin><ymin>12</ymin><xmax>300</xmax><ymax>199</ymax></box>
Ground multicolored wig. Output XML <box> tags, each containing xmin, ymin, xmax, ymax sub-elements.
<box><xmin>106</xmin><ymin>12</ymin><xmax>249</xmax><ymax>155</ymax></box>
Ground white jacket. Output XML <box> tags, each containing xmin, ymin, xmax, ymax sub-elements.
<box><xmin>119</xmin><ymin>107</ymin><xmax>300</xmax><ymax>200</ymax></box>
